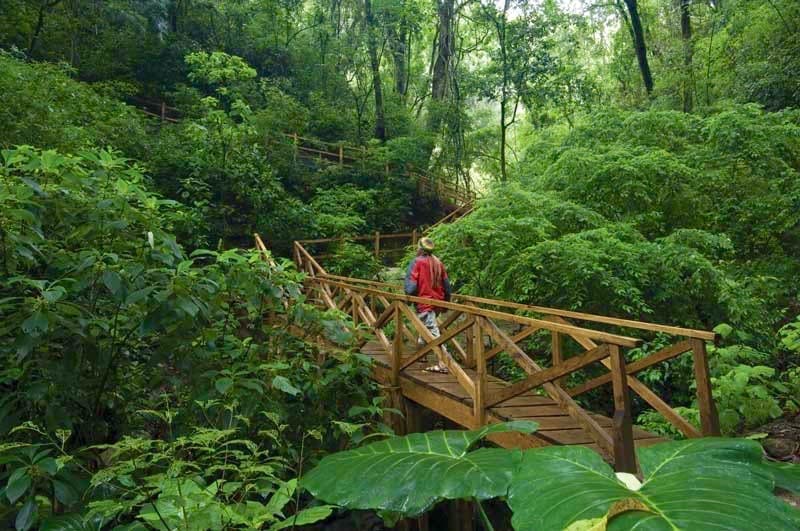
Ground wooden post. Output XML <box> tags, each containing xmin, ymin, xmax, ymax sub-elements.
<box><xmin>552</xmin><ymin>331</ymin><xmax>564</xmax><ymax>387</ymax></box>
<box><xmin>392</xmin><ymin>306</ymin><xmax>403</xmax><ymax>387</ymax></box>
<box><xmin>464</xmin><ymin>324</ymin><xmax>475</xmax><ymax>368</ymax></box>
<box><xmin>690</xmin><ymin>339</ymin><xmax>721</xmax><ymax>436</ymax></box>
<box><xmin>160</xmin><ymin>101</ymin><xmax>166</xmax><ymax>122</ymax></box>
<box><xmin>374</xmin><ymin>231</ymin><xmax>380</xmax><ymax>258</ymax></box>
<box><xmin>339</xmin><ymin>145</ymin><xmax>344</xmax><ymax>165</ymax></box>
<box><xmin>609</xmin><ymin>344</ymin><xmax>636</xmax><ymax>473</ymax></box>
<box><xmin>474</xmin><ymin>318</ymin><xmax>487</xmax><ymax>428</ymax></box>
<box><xmin>385</xmin><ymin>162</ymin><xmax>390</xmax><ymax>177</ymax></box>
<box><xmin>292</xmin><ymin>133</ymin><xmax>298</xmax><ymax>162</ymax></box>
<box><xmin>412</xmin><ymin>228</ymin><xmax>418</xmax><ymax>247</ymax></box>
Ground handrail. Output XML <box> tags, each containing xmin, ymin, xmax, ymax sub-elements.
<box><xmin>314</xmin><ymin>273</ymin><xmax>716</xmax><ymax>341</ymax></box>
<box><xmin>316</xmin><ymin>277</ymin><xmax>643</xmax><ymax>348</ymax></box>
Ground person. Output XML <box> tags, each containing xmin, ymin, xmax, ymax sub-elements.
<box><xmin>404</xmin><ymin>237</ymin><xmax>452</xmax><ymax>373</ymax></box>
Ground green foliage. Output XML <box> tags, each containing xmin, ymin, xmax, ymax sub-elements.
<box><xmin>509</xmin><ymin>439</ymin><xmax>799</xmax><ymax>530</ymax></box>
<box><xmin>712</xmin><ymin>365</ymin><xmax>784</xmax><ymax>434</ymax></box>
<box><xmin>0</xmin><ymin>53</ymin><xmax>147</xmax><ymax>155</ymax></box>
<box><xmin>186</xmin><ymin>52</ymin><xmax>258</xmax><ymax>90</ymax></box>
<box><xmin>85</xmin><ymin>421</ymin><xmax>333</xmax><ymax>530</ymax></box>
<box><xmin>303</xmin><ymin>421</ymin><xmax>538</xmax><ymax>518</ymax></box>
<box><xmin>0</xmin><ymin>145</ymin><xmax>381</xmax><ymax>528</ymax></box>
<box><xmin>310</xmin><ymin>186</ymin><xmax>377</xmax><ymax>238</ymax></box>
<box><xmin>326</xmin><ymin>242</ymin><xmax>383</xmax><ymax>280</ymax></box>
<box><xmin>430</xmin><ymin>183</ymin><xmax>764</xmax><ymax>334</ymax></box>
<box><xmin>530</xmin><ymin>106</ymin><xmax>800</xmax><ymax>263</ymax></box>
<box><xmin>306</xmin><ymin>432</ymin><xmax>800</xmax><ymax>529</ymax></box>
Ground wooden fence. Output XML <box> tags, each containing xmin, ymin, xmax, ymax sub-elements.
<box><xmin>296</xmin><ymin>231</ymin><xmax>418</xmax><ymax>265</ymax></box>
<box><xmin>270</xmin><ymin>133</ymin><xmax>477</xmax><ymax>208</ymax></box>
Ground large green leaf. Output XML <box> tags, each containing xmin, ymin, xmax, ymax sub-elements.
<box><xmin>268</xmin><ymin>506</ymin><xmax>336</xmax><ymax>531</ymax></box>
<box><xmin>508</xmin><ymin>438</ymin><xmax>800</xmax><ymax>530</ymax></box>
<box><xmin>303</xmin><ymin>421</ymin><xmax>537</xmax><ymax>517</ymax></box>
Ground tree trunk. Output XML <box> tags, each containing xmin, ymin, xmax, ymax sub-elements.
<box><xmin>498</xmin><ymin>0</ymin><xmax>509</xmax><ymax>182</ymax></box>
<box><xmin>389</xmin><ymin>15</ymin><xmax>409</xmax><ymax>97</ymax></box>
<box><xmin>680</xmin><ymin>0</ymin><xmax>693</xmax><ymax>112</ymax></box>
<box><xmin>430</xmin><ymin>0</ymin><xmax>455</xmax><ymax>129</ymax></box>
<box><xmin>28</xmin><ymin>0</ymin><xmax>62</xmax><ymax>56</ymax></box>
<box><xmin>622</xmin><ymin>0</ymin><xmax>654</xmax><ymax>95</ymax></box>
<box><xmin>364</xmin><ymin>0</ymin><xmax>386</xmax><ymax>140</ymax></box>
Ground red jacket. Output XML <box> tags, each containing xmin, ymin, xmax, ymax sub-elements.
<box><xmin>404</xmin><ymin>254</ymin><xmax>452</xmax><ymax>313</ymax></box>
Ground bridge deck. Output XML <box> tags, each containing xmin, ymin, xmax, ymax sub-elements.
<box><xmin>362</xmin><ymin>340</ymin><xmax>666</xmax><ymax>455</ymax></box>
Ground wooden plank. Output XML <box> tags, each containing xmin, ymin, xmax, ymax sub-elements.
<box><xmin>609</xmin><ymin>344</ymin><xmax>636</xmax><ymax>473</ymax></box>
<box><xmin>313</xmin><ymin>266</ymin><xmax>716</xmax><ymax>341</ymax></box>
<box><xmin>372</xmin><ymin>302</ymin><xmax>398</xmax><ymax>330</ymax></box>
<box><xmin>627</xmin><ymin>379</ymin><xmax>702</xmax><ymax>438</ymax></box>
<box><xmin>691</xmin><ymin>339</ymin><xmax>721</xmax><ymax>436</ymax></box>
<box><xmin>568</xmin><ymin>339</ymin><xmax>694</xmax><ymax>396</ymax></box>
<box><xmin>452</xmin><ymin>293</ymin><xmax>717</xmax><ymax>341</ymax></box>
<box><xmin>392</xmin><ymin>306</ymin><xmax>402</xmax><ymax>386</ymax></box>
<box><xmin>474</xmin><ymin>318</ymin><xmax>487</xmax><ymax>428</ymax></box>
<box><xmin>485</xmin><ymin>345</ymin><xmax>611</xmax><ymax>408</ymax></box>
<box><xmin>489</xmin><ymin>394</ymin><xmax>554</xmax><ymax>407</ymax></box>
<box><xmin>552</xmin><ymin>331</ymin><xmax>565</xmax><ymax>387</ymax></box>
<box><xmin>491</xmin><ymin>405</ymin><xmax>570</xmax><ymax>418</ymax></box>
<box><xmin>351</xmin><ymin>293</ymin><xmax>392</xmax><ymax>353</ymax></box>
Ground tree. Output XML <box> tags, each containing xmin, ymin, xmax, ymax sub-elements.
<box><xmin>430</xmin><ymin>0</ymin><xmax>456</xmax><ymax>129</ymax></box>
<box><xmin>363</xmin><ymin>0</ymin><xmax>386</xmax><ymax>140</ymax></box>
<box><xmin>618</xmin><ymin>0</ymin><xmax>654</xmax><ymax>94</ymax></box>
<box><xmin>679</xmin><ymin>0</ymin><xmax>693</xmax><ymax>112</ymax></box>
<box><xmin>27</xmin><ymin>0</ymin><xmax>63</xmax><ymax>56</ymax></box>
<box><xmin>476</xmin><ymin>0</ymin><xmax>557</xmax><ymax>181</ymax></box>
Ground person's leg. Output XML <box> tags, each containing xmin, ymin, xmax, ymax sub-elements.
<box><xmin>419</xmin><ymin>311</ymin><xmax>448</xmax><ymax>372</ymax></box>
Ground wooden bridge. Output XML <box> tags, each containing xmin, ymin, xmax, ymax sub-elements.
<box><xmin>287</xmin><ymin>240</ymin><xmax>722</xmax><ymax>472</ymax></box>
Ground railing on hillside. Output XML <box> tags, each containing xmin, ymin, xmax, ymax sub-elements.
<box><xmin>296</xmin><ymin>231</ymin><xmax>418</xmax><ymax>266</ymax></box>
<box><xmin>130</xmin><ymin>97</ymin><xmax>181</xmax><ymax>123</ymax></box>
<box><xmin>131</xmin><ymin>98</ymin><xmax>476</xmax><ymax>209</ymax></box>
<box><xmin>289</xmin><ymin>239</ymin><xmax>721</xmax><ymax>472</ymax></box>
<box><xmin>268</xmin><ymin>133</ymin><xmax>477</xmax><ymax>208</ymax></box>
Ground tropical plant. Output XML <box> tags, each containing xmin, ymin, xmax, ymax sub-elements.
<box><xmin>305</xmin><ymin>423</ymin><xmax>800</xmax><ymax>530</ymax></box>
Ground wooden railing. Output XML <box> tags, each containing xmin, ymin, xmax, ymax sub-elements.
<box><xmin>269</xmin><ymin>133</ymin><xmax>476</xmax><ymax>208</ymax></box>
<box><xmin>130</xmin><ymin>97</ymin><xmax>181</xmax><ymax>123</ymax></box>
<box><xmin>290</xmin><ymin>240</ymin><xmax>721</xmax><ymax>472</ymax></box>
<box><xmin>296</xmin><ymin>231</ymin><xmax>418</xmax><ymax>265</ymax></box>
<box><xmin>131</xmin><ymin>99</ymin><xmax>477</xmax><ymax>209</ymax></box>
<box><xmin>411</xmin><ymin>172</ymin><xmax>476</xmax><ymax>209</ymax></box>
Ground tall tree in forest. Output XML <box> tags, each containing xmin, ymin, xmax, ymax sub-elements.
<box><xmin>617</xmin><ymin>0</ymin><xmax>654</xmax><ymax>94</ymax></box>
<box><xmin>386</xmin><ymin>0</ymin><xmax>412</xmax><ymax>98</ymax></box>
<box><xmin>430</xmin><ymin>0</ymin><xmax>456</xmax><ymax>129</ymax></box>
<box><xmin>679</xmin><ymin>0</ymin><xmax>693</xmax><ymax>112</ymax></box>
<box><xmin>28</xmin><ymin>0</ymin><xmax>63</xmax><ymax>56</ymax></box>
<box><xmin>363</xmin><ymin>0</ymin><xmax>386</xmax><ymax>140</ymax></box>
<box><xmin>488</xmin><ymin>0</ymin><xmax>512</xmax><ymax>181</ymax></box>
<box><xmin>478</xmin><ymin>0</ymin><xmax>556</xmax><ymax>181</ymax></box>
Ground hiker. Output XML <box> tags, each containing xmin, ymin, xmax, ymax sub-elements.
<box><xmin>404</xmin><ymin>237</ymin><xmax>452</xmax><ymax>373</ymax></box>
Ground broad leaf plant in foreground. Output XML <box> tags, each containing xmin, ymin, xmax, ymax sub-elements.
<box><xmin>305</xmin><ymin>423</ymin><xmax>800</xmax><ymax>530</ymax></box>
